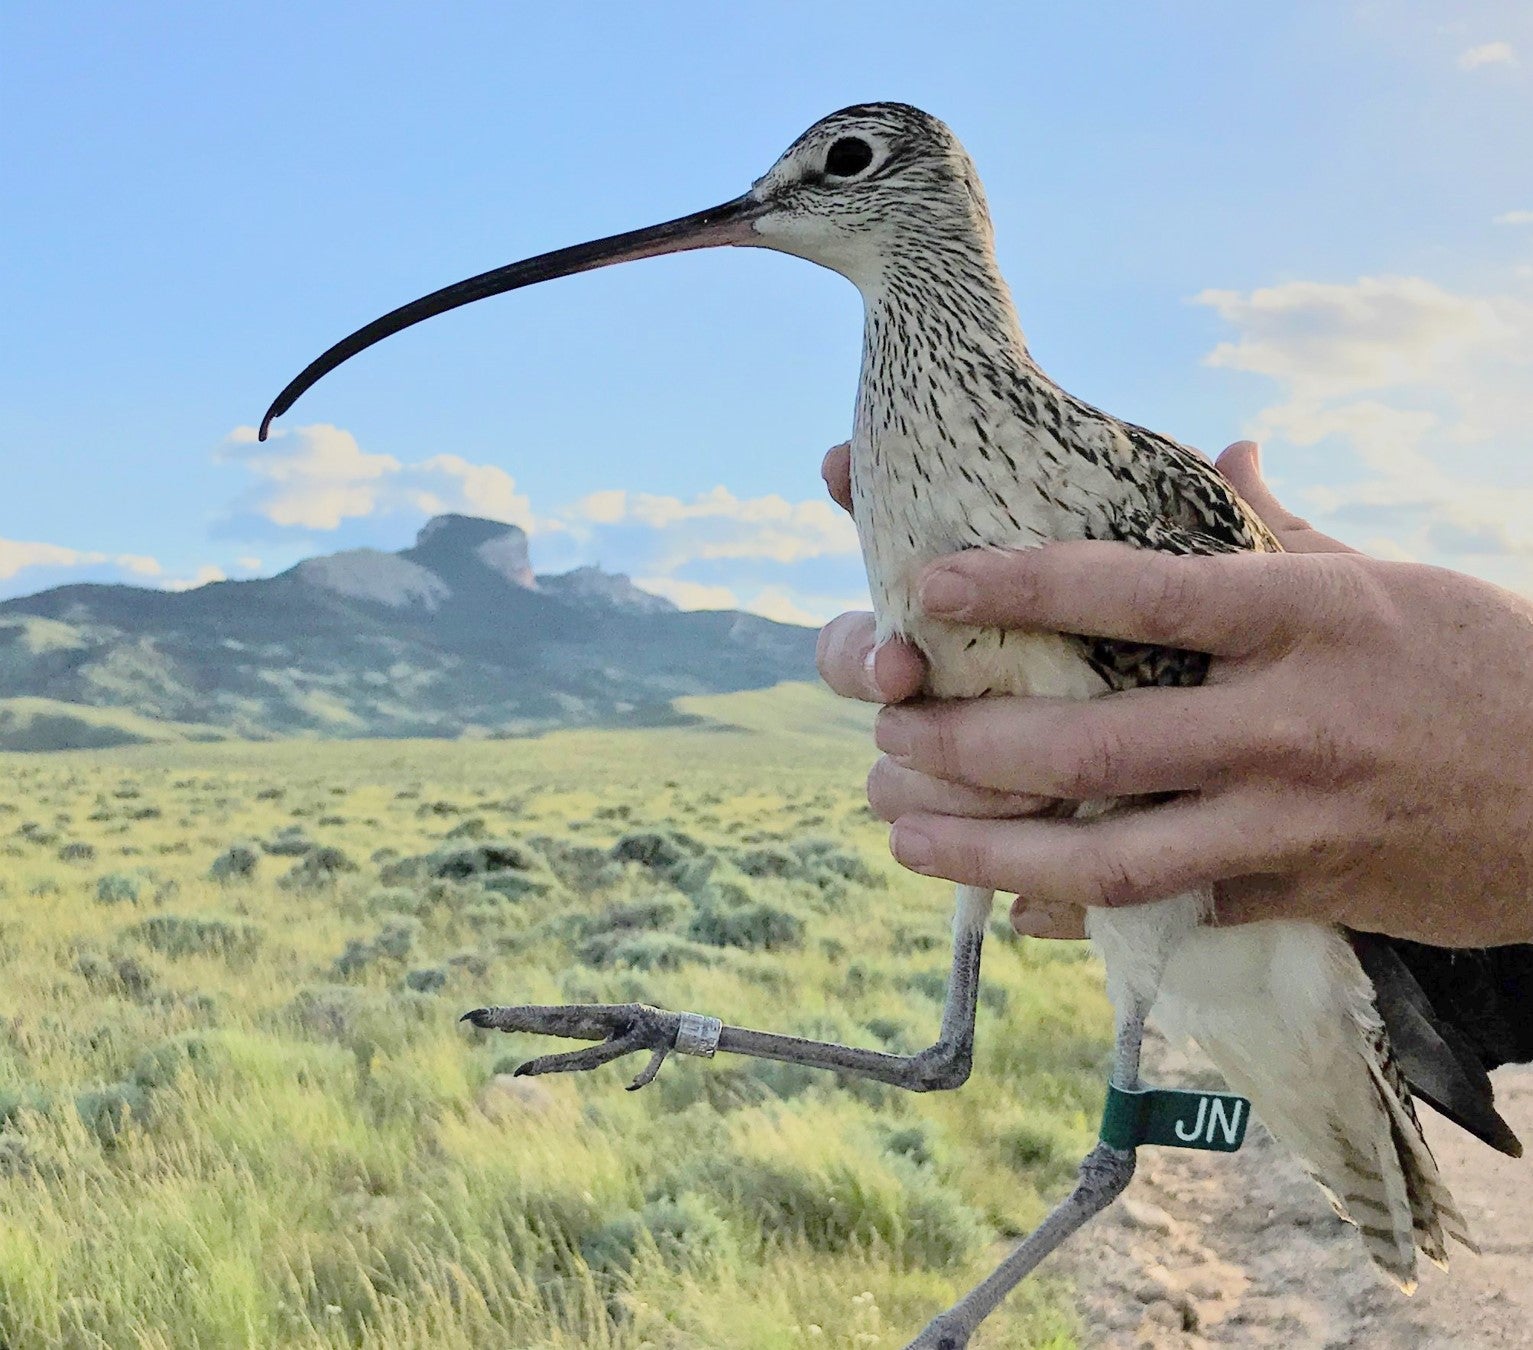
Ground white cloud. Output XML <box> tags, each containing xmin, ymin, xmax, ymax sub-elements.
<box><xmin>572</xmin><ymin>485</ymin><xmax>858</xmax><ymax>568</ymax></box>
<box><xmin>576</xmin><ymin>489</ymin><xmax>628</xmax><ymax>524</ymax></box>
<box><xmin>746</xmin><ymin>587</ymin><xmax>838</xmax><ymax>627</ymax></box>
<box><xmin>164</xmin><ymin>565</ymin><xmax>227</xmax><ymax>592</ymax></box>
<box><xmin>403</xmin><ymin>453</ymin><xmax>534</xmax><ymax>529</ymax></box>
<box><xmin>221</xmin><ymin>424</ymin><xmax>400</xmax><ymax>530</ymax></box>
<box><xmin>564</xmin><ymin>485</ymin><xmax>862</xmax><ymax>625</ymax></box>
<box><xmin>1457</xmin><ymin>41</ymin><xmax>1517</xmax><ymax>69</ymax></box>
<box><xmin>1195</xmin><ymin>269</ymin><xmax>1533</xmax><ymax>586</ymax></box>
<box><xmin>634</xmin><ymin>575</ymin><xmax>868</xmax><ymax>626</ymax></box>
<box><xmin>0</xmin><ymin>538</ymin><xmax>163</xmax><ymax>583</ymax></box>
<box><xmin>1196</xmin><ymin>276</ymin><xmax>1512</xmax><ymax>399</ymax></box>
<box><xmin>1494</xmin><ymin>210</ymin><xmax>1533</xmax><ymax>226</ymax></box>
<box><xmin>220</xmin><ymin>425</ymin><xmax>535</xmax><ymax>532</ymax></box>
<box><xmin>635</xmin><ymin>577</ymin><xmax>739</xmax><ymax>610</ymax></box>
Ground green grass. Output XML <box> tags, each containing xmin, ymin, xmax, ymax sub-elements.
<box><xmin>0</xmin><ymin>685</ymin><xmax>1108</xmax><ymax>1347</ymax></box>
<box><xmin>0</xmin><ymin>695</ymin><xmax>236</xmax><ymax>752</ymax></box>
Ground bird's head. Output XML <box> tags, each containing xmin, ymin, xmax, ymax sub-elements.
<box><xmin>259</xmin><ymin>101</ymin><xmax>992</xmax><ymax>439</ymax></box>
<box><xmin>743</xmin><ymin>102</ymin><xmax>993</xmax><ymax>283</ymax></box>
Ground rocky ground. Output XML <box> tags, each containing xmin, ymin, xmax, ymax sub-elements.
<box><xmin>1064</xmin><ymin>1043</ymin><xmax>1533</xmax><ymax>1349</ymax></box>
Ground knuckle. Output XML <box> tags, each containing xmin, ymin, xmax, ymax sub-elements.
<box><xmin>1081</xmin><ymin>852</ymin><xmax>1149</xmax><ymax>909</ymax></box>
<box><xmin>1259</xmin><ymin>713</ymin><xmax>1374</xmax><ymax>791</ymax></box>
<box><xmin>951</xmin><ymin>834</ymin><xmax>994</xmax><ymax>887</ymax></box>
<box><xmin>1044</xmin><ymin>721</ymin><xmax>1117</xmax><ymax>800</ymax></box>
<box><xmin>1128</xmin><ymin>558</ymin><xmax>1199</xmax><ymax>641</ymax></box>
<box><xmin>1294</xmin><ymin>723</ymin><xmax>1367</xmax><ymax>789</ymax></box>
<box><xmin>865</xmin><ymin>758</ymin><xmax>903</xmax><ymax>821</ymax></box>
<box><xmin>1297</xmin><ymin>559</ymin><xmax>1393</xmax><ymax>646</ymax></box>
<box><xmin>1250</xmin><ymin>711</ymin><xmax>1309</xmax><ymax>766</ymax></box>
<box><xmin>922</xmin><ymin>707</ymin><xmax>965</xmax><ymax>779</ymax></box>
<box><xmin>1292</xmin><ymin>810</ymin><xmax>1352</xmax><ymax>874</ymax></box>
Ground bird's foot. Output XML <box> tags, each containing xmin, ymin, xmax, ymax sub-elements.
<box><xmin>463</xmin><ymin>1001</ymin><xmax>975</xmax><ymax>1093</ymax></box>
<box><xmin>460</xmin><ymin>1001</ymin><xmax>719</xmax><ymax>1091</ymax></box>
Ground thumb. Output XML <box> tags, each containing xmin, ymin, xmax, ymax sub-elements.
<box><xmin>821</xmin><ymin>442</ymin><xmax>853</xmax><ymax>515</ymax></box>
<box><xmin>1214</xmin><ymin>441</ymin><xmax>1353</xmax><ymax>554</ymax></box>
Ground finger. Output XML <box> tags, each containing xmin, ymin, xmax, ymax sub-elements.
<box><xmin>1226</xmin><ymin>874</ymin><xmax>1506</xmax><ymax>948</ymax></box>
<box><xmin>875</xmin><ymin>687</ymin><xmax>1262</xmax><ymax>798</ymax></box>
<box><xmin>816</xmin><ymin>612</ymin><xmax>926</xmax><ymax>703</ymax></box>
<box><xmin>865</xmin><ymin>755</ymin><xmax>1055</xmax><ymax>823</ymax></box>
<box><xmin>887</xmin><ymin>796</ymin><xmax>1304</xmax><ymax>906</ymax></box>
<box><xmin>1009</xmin><ymin>900</ymin><xmax>1088</xmax><ymax>940</ymax></box>
<box><xmin>916</xmin><ymin>542</ymin><xmax>1321</xmax><ymax>657</ymax></box>
<box><xmin>1214</xmin><ymin>441</ymin><xmax>1308</xmax><ymax>533</ymax></box>
<box><xmin>1212</xmin><ymin>872</ymin><xmax>1359</xmax><ymax>930</ymax></box>
<box><xmin>821</xmin><ymin>442</ymin><xmax>853</xmax><ymax>514</ymax></box>
<box><xmin>1215</xmin><ymin>441</ymin><xmax>1355</xmax><ymax>556</ymax></box>
<box><xmin>1212</xmin><ymin>873</ymin><xmax>1305</xmax><ymax>927</ymax></box>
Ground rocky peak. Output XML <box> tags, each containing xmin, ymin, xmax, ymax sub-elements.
<box><xmin>537</xmin><ymin>565</ymin><xmax>677</xmax><ymax>614</ymax></box>
<box><xmin>293</xmin><ymin>549</ymin><xmax>451</xmax><ymax>610</ymax></box>
<box><xmin>407</xmin><ymin>514</ymin><xmax>536</xmax><ymax>590</ymax></box>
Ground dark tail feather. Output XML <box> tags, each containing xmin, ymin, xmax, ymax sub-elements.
<box><xmin>1351</xmin><ymin>931</ymin><xmax>1526</xmax><ymax>1158</ymax></box>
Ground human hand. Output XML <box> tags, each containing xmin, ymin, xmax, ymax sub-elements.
<box><xmin>817</xmin><ymin>440</ymin><xmax>1533</xmax><ymax>947</ymax></box>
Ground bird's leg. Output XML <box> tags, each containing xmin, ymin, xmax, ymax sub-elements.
<box><xmin>901</xmin><ymin>882</ymin><xmax>1218</xmax><ymax>1350</ymax></box>
<box><xmin>900</xmin><ymin>994</ymin><xmax>1153</xmax><ymax>1350</ymax></box>
<box><xmin>462</xmin><ymin>885</ymin><xmax>994</xmax><ymax>1092</ymax></box>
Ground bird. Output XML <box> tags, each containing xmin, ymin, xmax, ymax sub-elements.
<box><xmin>259</xmin><ymin>101</ymin><xmax>1528</xmax><ymax>1350</ymax></box>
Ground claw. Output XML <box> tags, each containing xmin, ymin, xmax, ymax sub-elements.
<box><xmin>514</xmin><ymin>1029</ymin><xmax>650</xmax><ymax>1078</ymax></box>
<box><xmin>627</xmin><ymin>1046</ymin><xmax>671</xmax><ymax>1091</ymax></box>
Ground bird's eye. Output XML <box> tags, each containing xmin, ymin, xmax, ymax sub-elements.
<box><xmin>824</xmin><ymin>137</ymin><xmax>874</xmax><ymax>177</ymax></box>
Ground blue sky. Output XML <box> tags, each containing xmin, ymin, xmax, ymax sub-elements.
<box><xmin>4</xmin><ymin>1</ymin><xmax>1531</xmax><ymax>621</ymax></box>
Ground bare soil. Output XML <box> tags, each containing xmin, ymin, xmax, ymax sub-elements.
<box><xmin>1063</xmin><ymin>1042</ymin><xmax>1533</xmax><ymax>1349</ymax></box>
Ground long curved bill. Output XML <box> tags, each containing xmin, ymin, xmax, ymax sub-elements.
<box><xmin>258</xmin><ymin>194</ymin><xmax>762</xmax><ymax>441</ymax></box>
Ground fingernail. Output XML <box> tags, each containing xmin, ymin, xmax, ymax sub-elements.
<box><xmin>862</xmin><ymin>644</ymin><xmax>884</xmax><ymax>696</ymax></box>
<box><xmin>920</xmin><ymin>568</ymin><xmax>975</xmax><ymax>617</ymax></box>
<box><xmin>874</xmin><ymin>707</ymin><xmax>912</xmax><ymax>757</ymax></box>
<box><xmin>890</xmin><ymin>821</ymin><xmax>934</xmax><ymax>873</ymax></box>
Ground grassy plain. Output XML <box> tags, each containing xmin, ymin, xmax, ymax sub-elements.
<box><xmin>0</xmin><ymin>684</ymin><xmax>1110</xmax><ymax>1347</ymax></box>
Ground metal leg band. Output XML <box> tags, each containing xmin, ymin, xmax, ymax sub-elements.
<box><xmin>674</xmin><ymin>1011</ymin><xmax>723</xmax><ymax>1058</ymax></box>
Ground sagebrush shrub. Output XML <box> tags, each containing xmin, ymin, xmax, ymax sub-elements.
<box><xmin>580</xmin><ymin>1193</ymin><xmax>738</xmax><ymax>1277</ymax></box>
<box><xmin>577</xmin><ymin>931</ymin><xmax>719</xmax><ymax>972</ymax></box>
<box><xmin>73</xmin><ymin>948</ymin><xmax>157</xmax><ymax>998</ymax></box>
<box><xmin>404</xmin><ymin>966</ymin><xmax>447</xmax><ymax>994</ymax></box>
<box><xmin>133</xmin><ymin>1033</ymin><xmax>223</xmax><ymax>1089</ymax></box>
<box><xmin>75</xmin><ymin>1081</ymin><xmax>150</xmax><ymax>1147</ymax></box>
<box><xmin>95</xmin><ymin>872</ymin><xmax>142</xmax><ymax>906</ymax></box>
<box><xmin>281</xmin><ymin>845</ymin><xmax>357</xmax><ymax>888</ymax></box>
<box><xmin>128</xmin><ymin>914</ymin><xmax>263</xmax><ymax>962</ymax></box>
<box><xmin>688</xmin><ymin>889</ymin><xmax>805</xmax><ymax>952</ymax></box>
<box><xmin>209</xmin><ymin>841</ymin><xmax>260</xmax><ymax>882</ymax></box>
<box><xmin>262</xmin><ymin>827</ymin><xmax>314</xmax><ymax>857</ymax></box>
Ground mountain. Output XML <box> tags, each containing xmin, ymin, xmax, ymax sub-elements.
<box><xmin>0</xmin><ymin>515</ymin><xmax>820</xmax><ymax>750</ymax></box>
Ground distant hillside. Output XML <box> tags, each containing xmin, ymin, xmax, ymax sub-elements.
<box><xmin>0</xmin><ymin>515</ymin><xmax>820</xmax><ymax>750</ymax></box>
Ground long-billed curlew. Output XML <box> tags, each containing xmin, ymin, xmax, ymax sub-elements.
<box><xmin>259</xmin><ymin>102</ymin><xmax>1523</xmax><ymax>1349</ymax></box>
